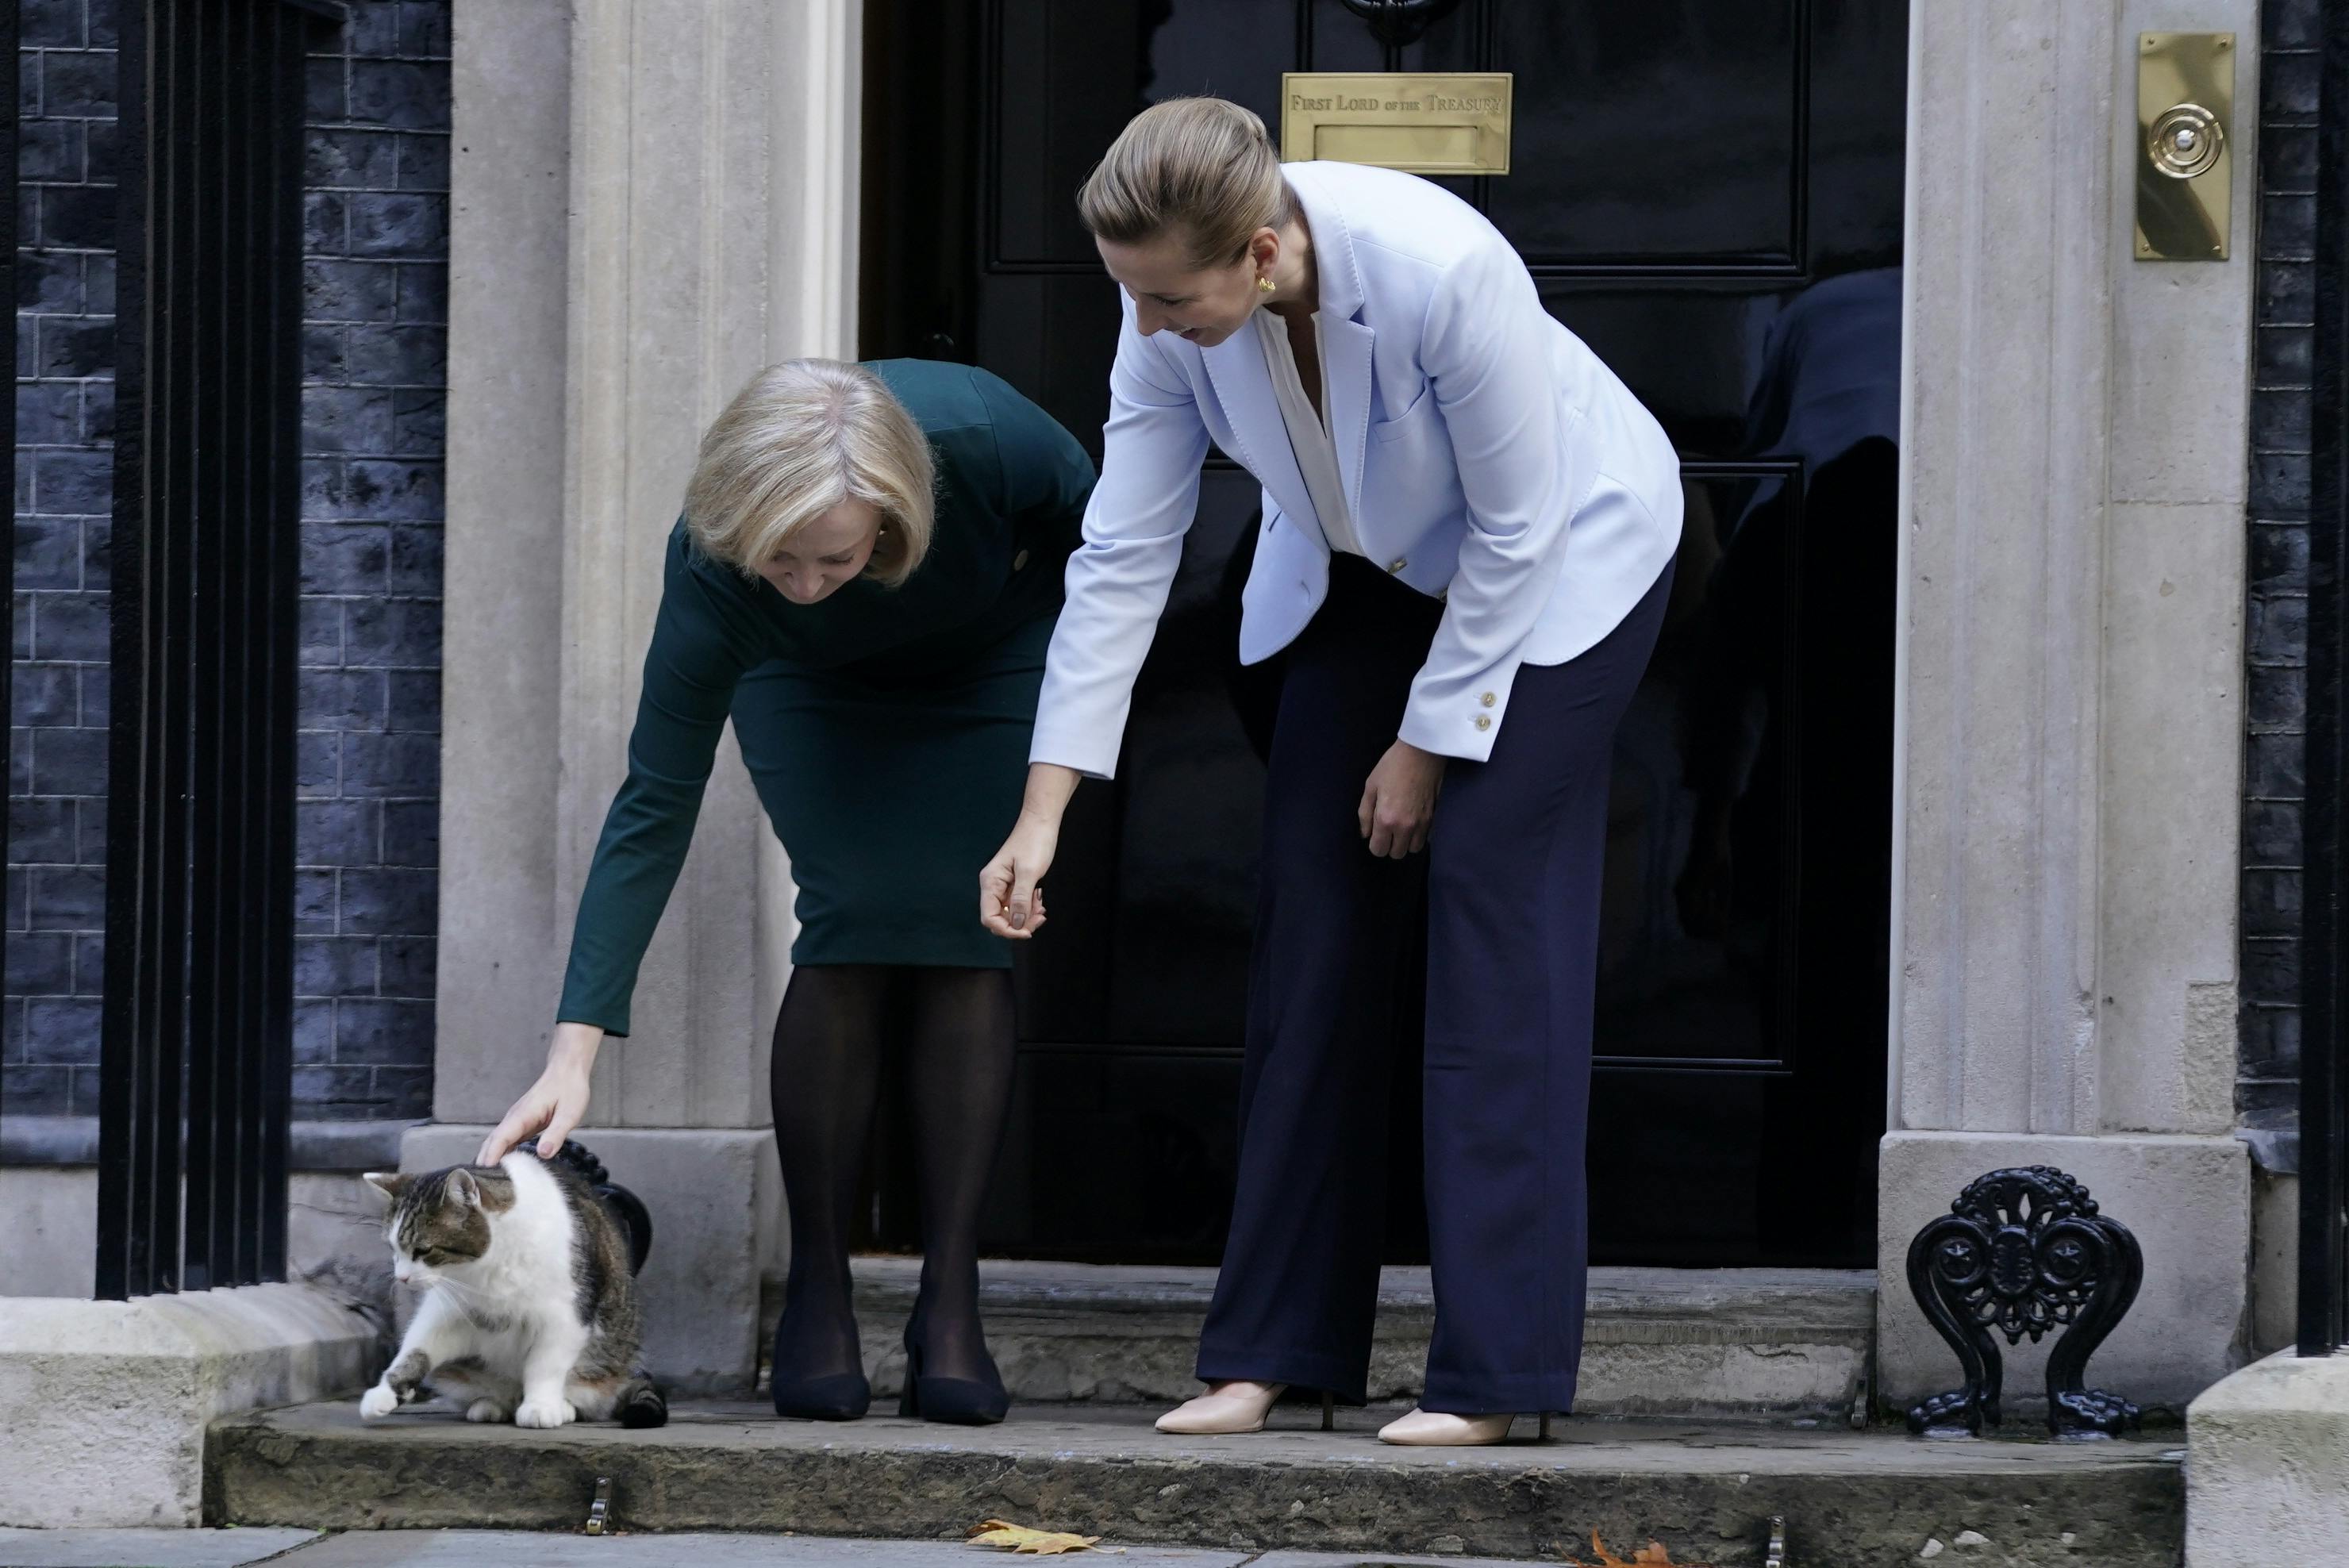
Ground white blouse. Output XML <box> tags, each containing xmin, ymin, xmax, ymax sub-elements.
<box><xmin>1251</xmin><ymin>306</ymin><xmax>1363</xmax><ymax>558</ymax></box>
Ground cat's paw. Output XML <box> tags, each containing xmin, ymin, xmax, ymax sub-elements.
<box><xmin>359</xmin><ymin>1384</ymin><xmax>400</xmax><ymax>1420</ymax></box>
<box><xmin>464</xmin><ymin>1398</ymin><xmax>513</xmax><ymax>1424</ymax></box>
<box><xmin>514</xmin><ymin>1397</ymin><xmax>577</xmax><ymax>1430</ymax></box>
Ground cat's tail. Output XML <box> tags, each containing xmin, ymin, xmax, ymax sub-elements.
<box><xmin>618</xmin><ymin>1374</ymin><xmax>668</xmax><ymax>1430</ymax></box>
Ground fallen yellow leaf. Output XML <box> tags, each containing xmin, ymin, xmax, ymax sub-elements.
<box><xmin>1565</xmin><ymin>1532</ymin><xmax>1712</xmax><ymax>1568</ymax></box>
<box><xmin>966</xmin><ymin>1518</ymin><xmax>1122</xmax><ymax>1555</ymax></box>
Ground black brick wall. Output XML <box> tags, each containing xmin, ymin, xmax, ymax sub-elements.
<box><xmin>2243</xmin><ymin>0</ymin><xmax>2321</xmax><ymax>1134</ymax></box>
<box><xmin>6</xmin><ymin>0</ymin><xmax>448</xmax><ymax>1123</ymax></box>
<box><xmin>10</xmin><ymin>0</ymin><xmax>120</xmax><ymax>1119</ymax></box>
<box><xmin>294</xmin><ymin>0</ymin><xmax>448</xmax><ymax>1120</ymax></box>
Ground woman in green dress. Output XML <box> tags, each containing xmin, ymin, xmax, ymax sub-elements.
<box><xmin>477</xmin><ymin>358</ymin><xmax>1094</xmax><ymax>1426</ymax></box>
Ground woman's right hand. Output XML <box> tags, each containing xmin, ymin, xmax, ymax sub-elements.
<box><xmin>477</xmin><ymin>1023</ymin><xmax>603</xmax><ymax>1164</ymax></box>
<box><xmin>981</xmin><ymin>763</ymin><xmax>1080</xmax><ymax>939</ymax></box>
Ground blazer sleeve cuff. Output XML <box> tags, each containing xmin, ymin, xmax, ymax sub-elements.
<box><xmin>1028</xmin><ymin>722</ymin><xmax>1121</xmax><ymax>782</ymax></box>
<box><xmin>1401</xmin><ymin>648</ymin><xmax>1524</xmax><ymax>764</ymax></box>
<box><xmin>1398</xmin><ymin>704</ymin><xmax>1497</xmax><ymax>764</ymax></box>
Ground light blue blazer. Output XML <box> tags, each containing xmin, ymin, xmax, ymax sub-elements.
<box><xmin>1030</xmin><ymin>159</ymin><xmax>1683</xmax><ymax>776</ymax></box>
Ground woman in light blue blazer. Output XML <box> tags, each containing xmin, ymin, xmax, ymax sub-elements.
<box><xmin>980</xmin><ymin>98</ymin><xmax>1683</xmax><ymax>1445</ymax></box>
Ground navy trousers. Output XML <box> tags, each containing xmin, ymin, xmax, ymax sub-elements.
<box><xmin>1195</xmin><ymin>553</ymin><xmax>1672</xmax><ymax>1414</ymax></box>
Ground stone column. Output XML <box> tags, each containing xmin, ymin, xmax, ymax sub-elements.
<box><xmin>420</xmin><ymin>0</ymin><xmax>861</xmax><ymax>1391</ymax></box>
<box><xmin>1882</xmin><ymin>0</ymin><xmax>2256</xmax><ymax>1413</ymax></box>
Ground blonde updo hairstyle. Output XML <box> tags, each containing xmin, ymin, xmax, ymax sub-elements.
<box><xmin>683</xmin><ymin>359</ymin><xmax>936</xmax><ymax>588</ymax></box>
<box><xmin>1076</xmin><ymin>97</ymin><xmax>1295</xmax><ymax>270</ymax></box>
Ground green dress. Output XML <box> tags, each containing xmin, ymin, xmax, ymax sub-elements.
<box><xmin>556</xmin><ymin>360</ymin><xmax>1096</xmax><ymax>1036</ymax></box>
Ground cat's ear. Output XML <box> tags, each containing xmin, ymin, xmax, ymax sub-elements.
<box><xmin>362</xmin><ymin>1171</ymin><xmax>407</xmax><ymax>1204</ymax></box>
<box><xmin>447</xmin><ymin>1168</ymin><xmax>482</xmax><ymax>1210</ymax></box>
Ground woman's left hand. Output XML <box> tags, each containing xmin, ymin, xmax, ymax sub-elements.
<box><xmin>1359</xmin><ymin>740</ymin><xmax>1446</xmax><ymax>859</ymax></box>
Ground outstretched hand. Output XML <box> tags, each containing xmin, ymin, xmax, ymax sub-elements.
<box><xmin>981</xmin><ymin>764</ymin><xmax>1081</xmax><ymax>940</ymax></box>
<box><xmin>476</xmin><ymin>1023</ymin><xmax>602</xmax><ymax>1164</ymax></box>
<box><xmin>980</xmin><ymin>812</ymin><xmax>1057</xmax><ymax>940</ymax></box>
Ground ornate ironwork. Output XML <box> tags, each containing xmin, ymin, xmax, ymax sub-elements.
<box><xmin>1337</xmin><ymin>0</ymin><xmax>1465</xmax><ymax>50</ymax></box>
<box><xmin>547</xmin><ymin>1139</ymin><xmax>655</xmax><ymax>1276</ymax></box>
<box><xmin>1905</xmin><ymin>1166</ymin><xmax>2144</xmax><ymax>1438</ymax></box>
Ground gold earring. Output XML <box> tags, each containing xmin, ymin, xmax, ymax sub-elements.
<box><xmin>1257</xmin><ymin>275</ymin><xmax>1275</xmax><ymax>293</ymax></box>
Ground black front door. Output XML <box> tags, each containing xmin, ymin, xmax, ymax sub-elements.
<box><xmin>860</xmin><ymin>0</ymin><xmax>1907</xmax><ymax>1268</ymax></box>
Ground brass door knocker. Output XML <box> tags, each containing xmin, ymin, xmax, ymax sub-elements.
<box><xmin>1338</xmin><ymin>0</ymin><xmax>1465</xmax><ymax>50</ymax></box>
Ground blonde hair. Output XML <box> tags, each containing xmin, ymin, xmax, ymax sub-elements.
<box><xmin>1077</xmin><ymin>98</ymin><xmax>1294</xmax><ymax>271</ymax></box>
<box><xmin>683</xmin><ymin>359</ymin><xmax>935</xmax><ymax>587</ymax></box>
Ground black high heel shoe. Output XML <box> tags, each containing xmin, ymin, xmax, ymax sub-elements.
<box><xmin>770</xmin><ymin>1305</ymin><xmax>871</xmax><ymax>1421</ymax></box>
<box><xmin>898</xmin><ymin>1315</ymin><xmax>1010</xmax><ymax>1426</ymax></box>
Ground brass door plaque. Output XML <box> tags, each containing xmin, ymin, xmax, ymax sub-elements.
<box><xmin>2136</xmin><ymin>33</ymin><xmax>2232</xmax><ymax>261</ymax></box>
<box><xmin>1281</xmin><ymin>73</ymin><xmax>1512</xmax><ymax>175</ymax></box>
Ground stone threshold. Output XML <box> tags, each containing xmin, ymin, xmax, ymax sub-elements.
<box><xmin>840</xmin><ymin>1259</ymin><xmax>1878</xmax><ymax>1420</ymax></box>
<box><xmin>210</xmin><ymin>1398</ymin><xmax>2183</xmax><ymax>1567</ymax></box>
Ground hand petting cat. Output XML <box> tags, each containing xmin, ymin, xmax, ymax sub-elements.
<box><xmin>478</xmin><ymin>1020</ymin><xmax>603</xmax><ymax>1165</ymax></box>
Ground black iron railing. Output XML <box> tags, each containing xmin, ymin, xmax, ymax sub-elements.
<box><xmin>2303</xmin><ymin>0</ymin><xmax>2349</xmax><ymax>1357</ymax></box>
<box><xmin>95</xmin><ymin>0</ymin><xmax>336</xmax><ymax>1300</ymax></box>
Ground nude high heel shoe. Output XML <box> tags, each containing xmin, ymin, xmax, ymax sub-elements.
<box><xmin>1155</xmin><ymin>1380</ymin><xmax>1334</xmax><ymax>1435</ymax></box>
<box><xmin>1376</xmin><ymin>1408</ymin><xmax>1555</xmax><ymax>1446</ymax></box>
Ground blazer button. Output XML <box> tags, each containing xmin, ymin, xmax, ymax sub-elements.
<box><xmin>1012</xmin><ymin>549</ymin><xmax>1030</xmax><ymax>571</ymax></box>
<box><xmin>1474</xmin><ymin>713</ymin><xmax>1492</xmax><ymax>732</ymax></box>
<box><xmin>1479</xmin><ymin>691</ymin><xmax>1496</xmax><ymax>708</ymax></box>
<box><xmin>1388</xmin><ymin>557</ymin><xmax>1407</xmax><ymax>575</ymax></box>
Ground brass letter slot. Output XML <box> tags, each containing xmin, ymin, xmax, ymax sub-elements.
<box><xmin>2136</xmin><ymin>33</ymin><xmax>2232</xmax><ymax>261</ymax></box>
<box><xmin>1280</xmin><ymin>73</ymin><xmax>1513</xmax><ymax>176</ymax></box>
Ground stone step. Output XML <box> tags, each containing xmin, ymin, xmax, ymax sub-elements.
<box><xmin>210</xmin><ymin>1399</ymin><xmax>2184</xmax><ymax>1567</ymax></box>
<box><xmin>836</xmin><ymin>1260</ymin><xmax>1877</xmax><ymax>1420</ymax></box>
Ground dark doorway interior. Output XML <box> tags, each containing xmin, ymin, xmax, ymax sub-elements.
<box><xmin>858</xmin><ymin>0</ymin><xmax>1908</xmax><ymax>1269</ymax></box>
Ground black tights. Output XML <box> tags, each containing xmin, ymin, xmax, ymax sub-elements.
<box><xmin>768</xmin><ymin>963</ymin><xmax>1016</xmax><ymax>1388</ymax></box>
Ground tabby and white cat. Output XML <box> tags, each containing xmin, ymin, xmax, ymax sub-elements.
<box><xmin>359</xmin><ymin>1153</ymin><xmax>666</xmax><ymax>1429</ymax></box>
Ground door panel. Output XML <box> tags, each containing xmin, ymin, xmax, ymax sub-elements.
<box><xmin>860</xmin><ymin>0</ymin><xmax>1905</xmax><ymax>1267</ymax></box>
<box><xmin>1485</xmin><ymin>6</ymin><xmax>1802</xmax><ymax>266</ymax></box>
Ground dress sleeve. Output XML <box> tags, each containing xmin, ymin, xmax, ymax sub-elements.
<box><xmin>973</xmin><ymin>367</ymin><xmax>1097</xmax><ymax>555</ymax></box>
<box><xmin>555</xmin><ymin>536</ymin><xmax>750</xmax><ymax>1036</ymax></box>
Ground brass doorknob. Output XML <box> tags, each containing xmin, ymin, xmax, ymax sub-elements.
<box><xmin>2147</xmin><ymin>103</ymin><xmax>2223</xmax><ymax>179</ymax></box>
